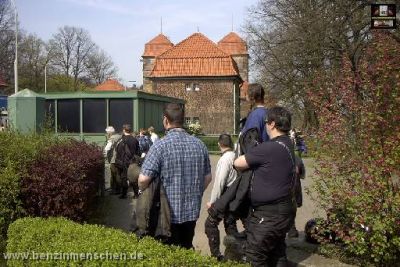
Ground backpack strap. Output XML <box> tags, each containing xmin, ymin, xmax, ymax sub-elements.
<box><xmin>274</xmin><ymin>140</ymin><xmax>296</xmax><ymax>197</ymax></box>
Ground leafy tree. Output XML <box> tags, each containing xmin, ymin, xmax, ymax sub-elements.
<box><xmin>45</xmin><ymin>74</ymin><xmax>88</xmax><ymax>92</ymax></box>
<box><xmin>18</xmin><ymin>34</ymin><xmax>49</xmax><ymax>91</ymax></box>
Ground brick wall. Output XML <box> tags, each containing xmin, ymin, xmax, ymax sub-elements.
<box><xmin>151</xmin><ymin>78</ymin><xmax>240</xmax><ymax>134</ymax></box>
<box><xmin>232</xmin><ymin>55</ymin><xmax>249</xmax><ymax>82</ymax></box>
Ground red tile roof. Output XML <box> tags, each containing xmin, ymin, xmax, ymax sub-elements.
<box><xmin>218</xmin><ymin>32</ymin><xmax>248</xmax><ymax>55</ymax></box>
<box><xmin>95</xmin><ymin>79</ymin><xmax>125</xmax><ymax>91</ymax></box>
<box><xmin>143</xmin><ymin>34</ymin><xmax>174</xmax><ymax>57</ymax></box>
<box><xmin>150</xmin><ymin>33</ymin><xmax>240</xmax><ymax>78</ymax></box>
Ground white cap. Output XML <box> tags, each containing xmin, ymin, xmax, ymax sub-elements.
<box><xmin>105</xmin><ymin>126</ymin><xmax>115</xmax><ymax>133</ymax></box>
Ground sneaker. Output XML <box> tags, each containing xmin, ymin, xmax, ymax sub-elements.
<box><xmin>233</xmin><ymin>231</ymin><xmax>247</xmax><ymax>239</ymax></box>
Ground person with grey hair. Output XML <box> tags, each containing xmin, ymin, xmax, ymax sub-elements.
<box><xmin>104</xmin><ymin>126</ymin><xmax>122</xmax><ymax>195</ymax></box>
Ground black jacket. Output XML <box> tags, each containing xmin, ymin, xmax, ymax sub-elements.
<box><xmin>209</xmin><ymin>128</ymin><xmax>260</xmax><ymax>220</ymax></box>
<box><xmin>131</xmin><ymin>177</ymin><xmax>171</xmax><ymax>241</ymax></box>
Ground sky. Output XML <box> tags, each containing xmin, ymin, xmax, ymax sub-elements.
<box><xmin>17</xmin><ymin>0</ymin><xmax>258</xmax><ymax>86</ymax></box>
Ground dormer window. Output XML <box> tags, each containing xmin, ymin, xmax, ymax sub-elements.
<box><xmin>194</xmin><ymin>84</ymin><xmax>200</xmax><ymax>91</ymax></box>
<box><xmin>185</xmin><ymin>83</ymin><xmax>192</xmax><ymax>91</ymax></box>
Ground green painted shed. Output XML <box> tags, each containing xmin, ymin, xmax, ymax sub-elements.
<box><xmin>8</xmin><ymin>89</ymin><xmax>184</xmax><ymax>145</ymax></box>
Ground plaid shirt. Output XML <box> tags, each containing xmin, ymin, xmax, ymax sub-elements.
<box><xmin>141</xmin><ymin>128</ymin><xmax>211</xmax><ymax>224</ymax></box>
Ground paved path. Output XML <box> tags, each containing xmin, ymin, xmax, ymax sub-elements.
<box><xmin>100</xmin><ymin>156</ymin><xmax>355</xmax><ymax>266</ymax></box>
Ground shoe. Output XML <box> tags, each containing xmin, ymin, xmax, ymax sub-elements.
<box><xmin>287</xmin><ymin>228</ymin><xmax>299</xmax><ymax>238</ymax></box>
<box><xmin>216</xmin><ymin>254</ymin><xmax>224</xmax><ymax>262</ymax></box>
<box><xmin>233</xmin><ymin>231</ymin><xmax>247</xmax><ymax>239</ymax></box>
<box><xmin>119</xmin><ymin>194</ymin><xmax>127</xmax><ymax>199</ymax></box>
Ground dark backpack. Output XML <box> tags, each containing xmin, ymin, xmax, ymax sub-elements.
<box><xmin>106</xmin><ymin>137</ymin><xmax>121</xmax><ymax>163</ymax></box>
<box><xmin>138</xmin><ymin>136</ymin><xmax>153</xmax><ymax>154</ymax></box>
<box><xmin>114</xmin><ymin>138</ymin><xmax>132</xmax><ymax>169</ymax></box>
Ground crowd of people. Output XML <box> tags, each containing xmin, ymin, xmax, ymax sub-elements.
<box><xmin>103</xmin><ymin>88</ymin><xmax>307</xmax><ymax>266</ymax></box>
<box><xmin>103</xmin><ymin>125</ymin><xmax>159</xmax><ymax>199</ymax></box>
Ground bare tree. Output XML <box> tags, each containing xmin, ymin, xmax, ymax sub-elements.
<box><xmin>85</xmin><ymin>46</ymin><xmax>117</xmax><ymax>85</ymax></box>
<box><xmin>244</xmin><ymin>0</ymin><xmax>400</xmax><ymax>129</ymax></box>
<box><xmin>48</xmin><ymin>26</ymin><xmax>95</xmax><ymax>90</ymax></box>
<box><xmin>0</xmin><ymin>0</ymin><xmax>16</xmax><ymax>94</ymax></box>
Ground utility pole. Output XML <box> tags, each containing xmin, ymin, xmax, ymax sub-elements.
<box><xmin>11</xmin><ymin>0</ymin><xmax>18</xmax><ymax>94</ymax></box>
<box><xmin>44</xmin><ymin>64</ymin><xmax>47</xmax><ymax>93</ymax></box>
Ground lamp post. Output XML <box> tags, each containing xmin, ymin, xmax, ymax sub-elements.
<box><xmin>10</xmin><ymin>0</ymin><xmax>18</xmax><ymax>94</ymax></box>
<box><xmin>128</xmin><ymin>80</ymin><xmax>136</xmax><ymax>91</ymax></box>
<box><xmin>44</xmin><ymin>64</ymin><xmax>47</xmax><ymax>93</ymax></box>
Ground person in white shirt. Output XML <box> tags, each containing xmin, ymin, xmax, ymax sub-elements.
<box><xmin>148</xmin><ymin>126</ymin><xmax>159</xmax><ymax>144</ymax></box>
<box><xmin>205</xmin><ymin>134</ymin><xmax>238</xmax><ymax>260</ymax></box>
<box><xmin>103</xmin><ymin>126</ymin><xmax>122</xmax><ymax>194</ymax></box>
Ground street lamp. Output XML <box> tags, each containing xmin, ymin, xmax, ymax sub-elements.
<box><xmin>128</xmin><ymin>80</ymin><xmax>136</xmax><ymax>91</ymax></box>
<box><xmin>10</xmin><ymin>0</ymin><xmax>18</xmax><ymax>94</ymax></box>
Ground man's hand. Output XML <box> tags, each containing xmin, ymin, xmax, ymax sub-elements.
<box><xmin>206</xmin><ymin>202</ymin><xmax>212</xmax><ymax>209</ymax></box>
<box><xmin>138</xmin><ymin>173</ymin><xmax>152</xmax><ymax>190</ymax></box>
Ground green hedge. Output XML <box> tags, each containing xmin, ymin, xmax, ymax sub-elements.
<box><xmin>199</xmin><ymin>135</ymin><xmax>238</xmax><ymax>153</ymax></box>
<box><xmin>0</xmin><ymin>131</ymin><xmax>57</xmax><ymax>239</ymax></box>
<box><xmin>6</xmin><ymin>217</ymin><xmax>247</xmax><ymax>266</ymax></box>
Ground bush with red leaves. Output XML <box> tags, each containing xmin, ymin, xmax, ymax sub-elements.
<box><xmin>21</xmin><ymin>140</ymin><xmax>104</xmax><ymax>222</ymax></box>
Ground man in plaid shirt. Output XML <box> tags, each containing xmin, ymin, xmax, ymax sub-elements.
<box><xmin>139</xmin><ymin>103</ymin><xmax>212</xmax><ymax>249</ymax></box>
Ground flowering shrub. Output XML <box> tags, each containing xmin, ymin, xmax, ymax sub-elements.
<box><xmin>308</xmin><ymin>32</ymin><xmax>400</xmax><ymax>265</ymax></box>
<box><xmin>21</xmin><ymin>140</ymin><xmax>104</xmax><ymax>222</ymax></box>
<box><xmin>186</xmin><ymin>122</ymin><xmax>203</xmax><ymax>136</ymax></box>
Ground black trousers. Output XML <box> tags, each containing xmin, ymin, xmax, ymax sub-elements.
<box><xmin>110</xmin><ymin>163</ymin><xmax>121</xmax><ymax>193</ymax></box>
<box><xmin>167</xmin><ymin>221</ymin><xmax>196</xmax><ymax>249</ymax></box>
<box><xmin>204</xmin><ymin>213</ymin><xmax>238</xmax><ymax>257</ymax></box>
<box><xmin>117</xmin><ymin>165</ymin><xmax>129</xmax><ymax>196</ymax></box>
<box><xmin>245</xmin><ymin>200</ymin><xmax>296</xmax><ymax>267</ymax></box>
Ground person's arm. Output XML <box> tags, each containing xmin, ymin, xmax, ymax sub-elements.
<box><xmin>138</xmin><ymin>173</ymin><xmax>152</xmax><ymax>190</ymax></box>
<box><xmin>234</xmin><ymin>155</ymin><xmax>250</xmax><ymax>171</ymax></box>
<box><xmin>138</xmin><ymin>144</ymin><xmax>161</xmax><ymax>190</ymax></box>
<box><xmin>202</xmin><ymin>145</ymin><xmax>212</xmax><ymax>192</ymax></box>
<box><xmin>204</xmin><ymin>173</ymin><xmax>212</xmax><ymax>192</ymax></box>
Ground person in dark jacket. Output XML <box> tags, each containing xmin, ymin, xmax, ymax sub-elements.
<box><xmin>117</xmin><ymin>124</ymin><xmax>140</xmax><ymax>199</ymax></box>
<box><xmin>241</xmin><ymin>84</ymin><xmax>269</xmax><ymax>143</ymax></box>
<box><xmin>131</xmin><ymin>176</ymin><xmax>171</xmax><ymax>241</ymax></box>
<box><xmin>234</xmin><ymin>106</ymin><xmax>297</xmax><ymax>267</ymax></box>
